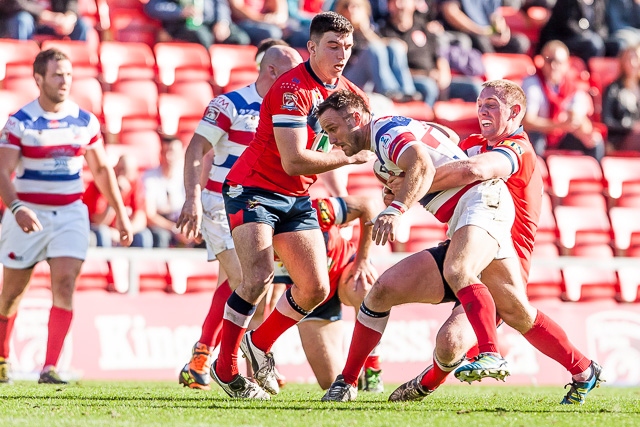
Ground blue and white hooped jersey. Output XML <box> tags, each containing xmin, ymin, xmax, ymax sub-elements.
<box><xmin>370</xmin><ymin>116</ymin><xmax>473</xmax><ymax>223</ymax></box>
<box><xmin>0</xmin><ymin>99</ymin><xmax>100</xmax><ymax>207</ymax></box>
<box><xmin>194</xmin><ymin>83</ymin><xmax>262</xmax><ymax>194</ymax></box>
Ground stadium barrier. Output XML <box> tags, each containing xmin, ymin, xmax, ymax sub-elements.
<box><xmin>4</xmin><ymin>248</ymin><xmax>640</xmax><ymax>386</ymax></box>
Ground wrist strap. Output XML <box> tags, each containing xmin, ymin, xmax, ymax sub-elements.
<box><xmin>9</xmin><ymin>200</ymin><xmax>26</xmax><ymax>215</ymax></box>
<box><xmin>389</xmin><ymin>200</ymin><xmax>408</xmax><ymax>214</ymax></box>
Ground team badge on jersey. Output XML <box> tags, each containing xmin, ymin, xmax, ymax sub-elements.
<box><xmin>282</xmin><ymin>92</ymin><xmax>298</xmax><ymax>111</ymax></box>
<box><xmin>379</xmin><ymin>133</ymin><xmax>392</xmax><ymax>148</ymax></box>
<box><xmin>496</xmin><ymin>140</ymin><xmax>524</xmax><ymax>155</ymax></box>
<box><xmin>204</xmin><ymin>105</ymin><xmax>221</xmax><ymax>125</ymax></box>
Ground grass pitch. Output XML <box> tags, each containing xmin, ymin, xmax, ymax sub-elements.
<box><xmin>0</xmin><ymin>381</ymin><xmax>638</xmax><ymax>427</ymax></box>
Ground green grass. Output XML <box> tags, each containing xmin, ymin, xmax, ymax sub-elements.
<box><xmin>0</xmin><ymin>381</ymin><xmax>638</xmax><ymax>427</ymax></box>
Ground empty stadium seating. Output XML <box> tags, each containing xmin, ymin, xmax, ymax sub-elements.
<box><xmin>154</xmin><ymin>42</ymin><xmax>212</xmax><ymax>87</ymax></box>
<box><xmin>546</xmin><ymin>154</ymin><xmax>605</xmax><ymax>199</ymax></box>
<box><xmin>41</xmin><ymin>40</ymin><xmax>100</xmax><ymax>79</ymax></box>
<box><xmin>99</xmin><ymin>41</ymin><xmax>156</xmax><ymax>84</ymax></box>
<box><xmin>433</xmin><ymin>100</ymin><xmax>480</xmax><ymax>140</ymax></box>
<box><xmin>209</xmin><ymin>44</ymin><xmax>259</xmax><ymax>93</ymax></box>
<box><xmin>481</xmin><ymin>53</ymin><xmax>536</xmax><ymax>83</ymax></box>
<box><xmin>0</xmin><ymin>39</ymin><xmax>40</xmax><ymax>82</ymax></box>
<box><xmin>601</xmin><ymin>156</ymin><xmax>640</xmax><ymax>206</ymax></box>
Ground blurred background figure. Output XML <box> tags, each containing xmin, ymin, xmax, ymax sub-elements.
<box><xmin>606</xmin><ymin>0</ymin><xmax>640</xmax><ymax>51</ymax></box>
<box><xmin>337</xmin><ymin>0</ymin><xmax>423</xmax><ymax>103</ymax></box>
<box><xmin>438</xmin><ymin>0</ymin><xmax>531</xmax><ymax>54</ymax></box>
<box><xmin>85</xmin><ymin>154</ymin><xmax>153</xmax><ymax>248</ymax></box>
<box><xmin>228</xmin><ymin>0</ymin><xmax>308</xmax><ymax>47</ymax></box>
<box><xmin>522</xmin><ymin>40</ymin><xmax>606</xmax><ymax>160</ymax></box>
<box><xmin>144</xmin><ymin>0</ymin><xmax>250</xmax><ymax>47</ymax></box>
<box><xmin>0</xmin><ymin>0</ymin><xmax>91</xmax><ymax>41</ymax></box>
<box><xmin>602</xmin><ymin>44</ymin><xmax>640</xmax><ymax>152</ymax></box>
<box><xmin>143</xmin><ymin>136</ymin><xmax>193</xmax><ymax>248</ymax></box>
<box><xmin>537</xmin><ymin>0</ymin><xmax>621</xmax><ymax>64</ymax></box>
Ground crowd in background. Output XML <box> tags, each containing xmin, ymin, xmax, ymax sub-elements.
<box><xmin>0</xmin><ymin>0</ymin><xmax>638</xmax><ymax>247</ymax></box>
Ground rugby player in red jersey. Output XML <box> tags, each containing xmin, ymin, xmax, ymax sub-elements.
<box><xmin>210</xmin><ymin>11</ymin><xmax>375</xmax><ymax>399</ymax></box>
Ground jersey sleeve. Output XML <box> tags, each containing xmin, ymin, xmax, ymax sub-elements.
<box><xmin>0</xmin><ymin>115</ymin><xmax>24</xmax><ymax>150</ymax></box>
<box><xmin>85</xmin><ymin>113</ymin><xmax>103</xmax><ymax>149</ymax></box>
<box><xmin>313</xmin><ymin>197</ymin><xmax>348</xmax><ymax>231</ymax></box>
<box><xmin>194</xmin><ymin>95</ymin><xmax>234</xmax><ymax>149</ymax></box>
<box><xmin>269</xmin><ymin>79</ymin><xmax>313</xmax><ymax>129</ymax></box>
<box><xmin>494</xmin><ymin>139</ymin><xmax>524</xmax><ymax>176</ymax></box>
<box><xmin>380</xmin><ymin>128</ymin><xmax>419</xmax><ymax>165</ymax></box>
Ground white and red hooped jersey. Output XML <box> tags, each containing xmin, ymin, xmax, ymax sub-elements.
<box><xmin>195</xmin><ymin>84</ymin><xmax>262</xmax><ymax>194</ymax></box>
<box><xmin>0</xmin><ymin>99</ymin><xmax>100</xmax><ymax>207</ymax></box>
<box><xmin>371</xmin><ymin>116</ymin><xmax>475</xmax><ymax>223</ymax></box>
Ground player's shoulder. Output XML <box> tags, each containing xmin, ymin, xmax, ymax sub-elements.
<box><xmin>459</xmin><ymin>134</ymin><xmax>486</xmax><ymax>151</ymax></box>
<box><xmin>494</xmin><ymin>130</ymin><xmax>534</xmax><ymax>157</ymax></box>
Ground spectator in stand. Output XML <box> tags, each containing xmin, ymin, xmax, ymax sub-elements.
<box><xmin>602</xmin><ymin>44</ymin><xmax>640</xmax><ymax>152</ymax></box>
<box><xmin>379</xmin><ymin>0</ymin><xmax>483</xmax><ymax>104</ymax></box>
<box><xmin>337</xmin><ymin>0</ymin><xmax>423</xmax><ymax>103</ymax></box>
<box><xmin>144</xmin><ymin>0</ymin><xmax>250</xmax><ymax>47</ymax></box>
<box><xmin>438</xmin><ymin>0</ymin><xmax>530</xmax><ymax>54</ymax></box>
<box><xmin>0</xmin><ymin>0</ymin><xmax>91</xmax><ymax>41</ymax></box>
<box><xmin>538</xmin><ymin>0</ymin><xmax>622</xmax><ymax>64</ymax></box>
<box><xmin>606</xmin><ymin>0</ymin><xmax>640</xmax><ymax>51</ymax></box>
<box><xmin>228</xmin><ymin>0</ymin><xmax>308</xmax><ymax>47</ymax></box>
<box><xmin>142</xmin><ymin>136</ymin><xmax>192</xmax><ymax>248</ymax></box>
<box><xmin>522</xmin><ymin>40</ymin><xmax>606</xmax><ymax>160</ymax></box>
<box><xmin>85</xmin><ymin>154</ymin><xmax>153</xmax><ymax>248</ymax></box>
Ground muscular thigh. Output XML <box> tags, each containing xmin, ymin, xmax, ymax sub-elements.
<box><xmin>366</xmin><ymin>251</ymin><xmax>447</xmax><ymax>312</ymax></box>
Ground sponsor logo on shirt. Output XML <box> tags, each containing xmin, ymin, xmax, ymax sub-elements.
<box><xmin>204</xmin><ymin>106</ymin><xmax>220</xmax><ymax>125</ymax></box>
<box><xmin>379</xmin><ymin>133</ymin><xmax>391</xmax><ymax>148</ymax></box>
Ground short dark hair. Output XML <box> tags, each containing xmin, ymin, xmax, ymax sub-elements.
<box><xmin>255</xmin><ymin>38</ymin><xmax>290</xmax><ymax>60</ymax></box>
<box><xmin>33</xmin><ymin>49</ymin><xmax>69</xmax><ymax>77</ymax></box>
<box><xmin>316</xmin><ymin>89</ymin><xmax>370</xmax><ymax>118</ymax></box>
<box><xmin>309</xmin><ymin>11</ymin><xmax>353</xmax><ymax>42</ymax></box>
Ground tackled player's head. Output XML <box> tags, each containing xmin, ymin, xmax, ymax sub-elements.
<box><xmin>316</xmin><ymin>90</ymin><xmax>371</xmax><ymax>156</ymax></box>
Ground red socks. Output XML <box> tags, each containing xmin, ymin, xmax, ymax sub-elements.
<box><xmin>420</xmin><ymin>363</ymin><xmax>450</xmax><ymax>390</ymax></box>
<box><xmin>456</xmin><ymin>284</ymin><xmax>499</xmax><ymax>354</ymax></box>
<box><xmin>523</xmin><ymin>310</ymin><xmax>591</xmax><ymax>375</ymax></box>
<box><xmin>44</xmin><ymin>306</ymin><xmax>73</xmax><ymax>367</ymax></box>
<box><xmin>342</xmin><ymin>321</ymin><xmax>382</xmax><ymax>386</ymax></box>
<box><xmin>364</xmin><ymin>355</ymin><xmax>380</xmax><ymax>371</ymax></box>
<box><xmin>0</xmin><ymin>314</ymin><xmax>16</xmax><ymax>359</ymax></box>
<box><xmin>199</xmin><ymin>280</ymin><xmax>232</xmax><ymax>347</ymax></box>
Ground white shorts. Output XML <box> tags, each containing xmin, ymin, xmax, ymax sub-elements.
<box><xmin>201</xmin><ymin>191</ymin><xmax>235</xmax><ymax>261</ymax></box>
<box><xmin>447</xmin><ymin>179</ymin><xmax>516</xmax><ymax>259</ymax></box>
<box><xmin>0</xmin><ymin>201</ymin><xmax>90</xmax><ymax>269</ymax></box>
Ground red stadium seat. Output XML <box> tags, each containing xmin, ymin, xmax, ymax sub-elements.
<box><xmin>167</xmin><ymin>258</ymin><xmax>219</xmax><ymax>294</ymax></box>
<box><xmin>601</xmin><ymin>156</ymin><xmax>640</xmax><ymax>205</ymax></box>
<box><xmin>609</xmin><ymin>207</ymin><xmax>640</xmax><ymax>256</ymax></box>
<box><xmin>111</xmin><ymin>79</ymin><xmax>159</xmax><ymax>106</ymax></box>
<box><xmin>105</xmin><ymin>140</ymin><xmax>160</xmax><ymax>170</ymax></box>
<box><xmin>102</xmin><ymin>92</ymin><xmax>158</xmax><ymax>135</ymax></box>
<box><xmin>137</xmin><ymin>260</ymin><xmax>172</xmax><ymax>293</ymax></box>
<box><xmin>395</xmin><ymin>207</ymin><xmax>447</xmax><ymax>253</ymax></box>
<box><xmin>76</xmin><ymin>259</ymin><xmax>112</xmax><ymax>291</ymax></box>
<box><xmin>158</xmin><ymin>93</ymin><xmax>208</xmax><ymax>136</ymax></box>
<box><xmin>498</xmin><ymin>6</ymin><xmax>545</xmax><ymax>48</ymax></box>
<box><xmin>433</xmin><ymin>100</ymin><xmax>480</xmax><ymax>140</ymax></box>
<box><xmin>561</xmin><ymin>192</ymin><xmax>608</xmax><ymax>211</ymax></box>
<box><xmin>481</xmin><ymin>53</ymin><xmax>536</xmax><ymax>83</ymax></box>
<box><xmin>554</xmin><ymin>205</ymin><xmax>612</xmax><ymax>251</ymax></box>
<box><xmin>108</xmin><ymin>10</ymin><xmax>161</xmax><ymax>46</ymax></box>
<box><xmin>69</xmin><ymin>77</ymin><xmax>103</xmax><ymax>117</ymax></box>
<box><xmin>546</xmin><ymin>154</ymin><xmax>604</xmax><ymax>199</ymax></box>
<box><xmin>561</xmin><ymin>245</ymin><xmax>617</xmax><ymax>301</ymax></box>
<box><xmin>0</xmin><ymin>90</ymin><xmax>33</xmax><ymax>129</ymax></box>
<box><xmin>155</xmin><ymin>42</ymin><xmax>212</xmax><ymax>87</ymax></box>
<box><xmin>168</xmin><ymin>81</ymin><xmax>214</xmax><ymax>109</ymax></box>
<box><xmin>391</xmin><ymin>101</ymin><xmax>434</xmax><ymax>122</ymax></box>
<box><xmin>0</xmin><ymin>39</ymin><xmax>40</xmax><ymax>82</ymax></box>
<box><xmin>209</xmin><ymin>44</ymin><xmax>258</xmax><ymax>93</ymax></box>
<box><xmin>346</xmin><ymin>170</ymin><xmax>383</xmax><ymax>197</ymax></box>
<box><xmin>40</xmin><ymin>40</ymin><xmax>99</xmax><ymax>79</ymax></box>
<box><xmin>3</xmin><ymin>77</ymin><xmax>39</xmax><ymax>99</ymax></box>
<box><xmin>617</xmin><ymin>266</ymin><xmax>640</xmax><ymax>302</ymax></box>
<box><xmin>99</xmin><ymin>41</ymin><xmax>156</xmax><ymax>84</ymax></box>
<box><xmin>588</xmin><ymin>56</ymin><xmax>620</xmax><ymax>118</ymax></box>
<box><xmin>527</xmin><ymin>243</ymin><xmax>563</xmax><ymax>300</ymax></box>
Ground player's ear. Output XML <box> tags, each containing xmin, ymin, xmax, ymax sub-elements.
<box><xmin>307</xmin><ymin>39</ymin><xmax>316</xmax><ymax>56</ymax></box>
<box><xmin>510</xmin><ymin>104</ymin><xmax>521</xmax><ymax>119</ymax></box>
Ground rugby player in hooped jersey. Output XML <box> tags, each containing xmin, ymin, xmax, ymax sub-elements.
<box><xmin>0</xmin><ymin>49</ymin><xmax>133</xmax><ymax>384</ymax></box>
<box><xmin>315</xmin><ymin>88</ymin><xmax>517</xmax><ymax>402</ymax></box>
<box><xmin>210</xmin><ymin>12</ymin><xmax>375</xmax><ymax>399</ymax></box>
